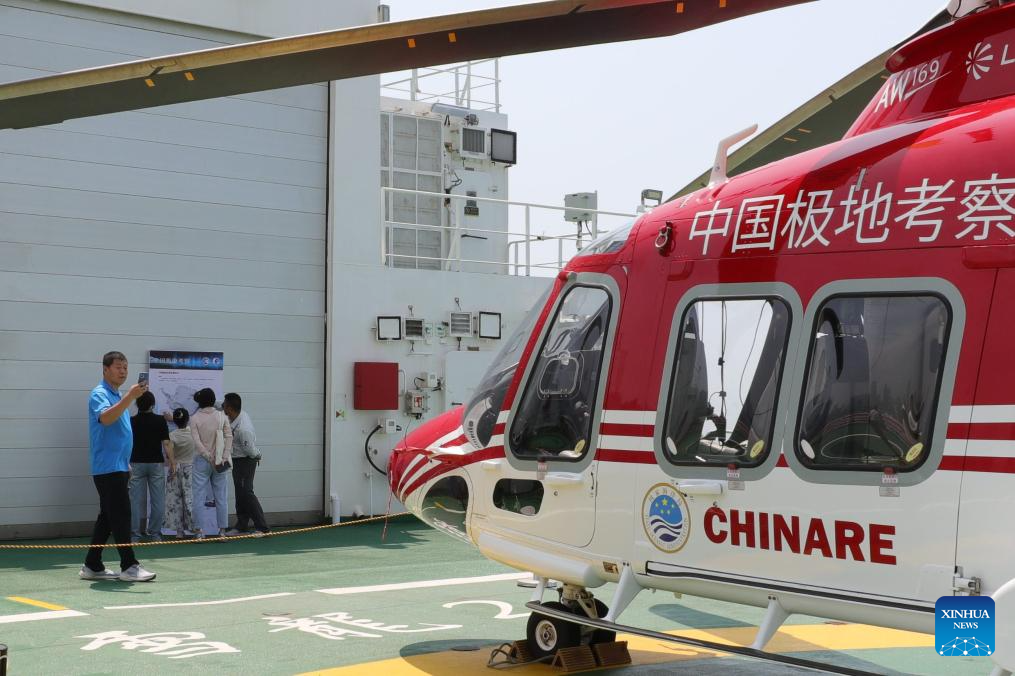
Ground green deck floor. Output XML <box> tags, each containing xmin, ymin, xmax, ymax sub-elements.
<box><xmin>0</xmin><ymin>517</ymin><xmax>994</xmax><ymax>675</ymax></box>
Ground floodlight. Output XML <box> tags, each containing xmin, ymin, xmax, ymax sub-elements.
<box><xmin>490</xmin><ymin>128</ymin><xmax>517</xmax><ymax>165</ymax></box>
<box><xmin>478</xmin><ymin>311</ymin><xmax>502</xmax><ymax>339</ymax></box>
<box><xmin>376</xmin><ymin>316</ymin><xmax>402</xmax><ymax>341</ymax></box>
<box><xmin>641</xmin><ymin>189</ymin><xmax>663</xmax><ymax>206</ymax></box>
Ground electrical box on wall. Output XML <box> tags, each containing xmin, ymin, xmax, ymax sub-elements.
<box><xmin>353</xmin><ymin>362</ymin><xmax>399</xmax><ymax>410</ymax></box>
<box><xmin>404</xmin><ymin>318</ymin><xmax>426</xmax><ymax>341</ymax></box>
<box><xmin>564</xmin><ymin>192</ymin><xmax>597</xmax><ymax>223</ymax></box>
<box><xmin>406</xmin><ymin>389</ymin><xmax>430</xmax><ymax>418</ymax></box>
<box><xmin>449</xmin><ymin>312</ymin><xmax>473</xmax><ymax>338</ymax></box>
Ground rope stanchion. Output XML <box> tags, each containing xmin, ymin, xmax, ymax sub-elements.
<box><xmin>0</xmin><ymin>512</ymin><xmax>412</xmax><ymax>550</ymax></box>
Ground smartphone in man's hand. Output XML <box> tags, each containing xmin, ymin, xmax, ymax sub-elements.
<box><xmin>138</xmin><ymin>372</ymin><xmax>149</xmax><ymax>386</ymax></box>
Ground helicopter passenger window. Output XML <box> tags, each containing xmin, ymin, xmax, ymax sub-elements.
<box><xmin>663</xmin><ymin>298</ymin><xmax>790</xmax><ymax>467</ymax></box>
<box><xmin>508</xmin><ymin>286</ymin><xmax>612</xmax><ymax>462</ymax></box>
<box><xmin>493</xmin><ymin>479</ymin><xmax>544</xmax><ymax>516</ymax></box>
<box><xmin>796</xmin><ymin>295</ymin><xmax>950</xmax><ymax>471</ymax></box>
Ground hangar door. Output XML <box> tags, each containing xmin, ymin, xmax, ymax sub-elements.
<box><xmin>0</xmin><ymin>0</ymin><xmax>328</xmax><ymax>534</ymax></box>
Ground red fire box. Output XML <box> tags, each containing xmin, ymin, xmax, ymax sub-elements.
<box><xmin>353</xmin><ymin>362</ymin><xmax>399</xmax><ymax>410</ymax></box>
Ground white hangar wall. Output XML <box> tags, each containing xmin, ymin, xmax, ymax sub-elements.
<box><xmin>0</xmin><ymin>0</ymin><xmax>555</xmax><ymax>536</ymax></box>
<box><xmin>0</xmin><ymin>0</ymin><xmax>378</xmax><ymax>537</ymax></box>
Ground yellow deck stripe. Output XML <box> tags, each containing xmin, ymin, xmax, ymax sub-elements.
<box><xmin>298</xmin><ymin>623</ymin><xmax>933</xmax><ymax>675</ymax></box>
<box><xmin>6</xmin><ymin>596</ymin><xmax>68</xmax><ymax>611</ymax></box>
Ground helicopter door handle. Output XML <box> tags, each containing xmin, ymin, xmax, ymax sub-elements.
<box><xmin>481</xmin><ymin>459</ymin><xmax>503</xmax><ymax>471</ymax></box>
<box><xmin>676</xmin><ymin>480</ymin><xmax>725</xmax><ymax>497</ymax></box>
<box><xmin>544</xmin><ymin>472</ymin><xmax>585</xmax><ymax>487</ymax></box>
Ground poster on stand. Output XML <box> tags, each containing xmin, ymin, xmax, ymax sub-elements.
<box><xmin>147</xmin><ymin>350</ymin><xmax>226</xmax><ymax>536</ymax></box>
<box><xmin>148</xmin><ymin>350</ymin><xmax>225</xmax><ymax>415</ymax></box>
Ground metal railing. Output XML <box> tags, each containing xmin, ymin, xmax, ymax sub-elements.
<box><xmin>380</xmin><ymin>187</ymin><xmax>636</xmax><ymax>276</ymax></box>
<box><xmin>381</xmin><ymin>59</ymin><xmax>501</xmax><ymax>112</ymax></box>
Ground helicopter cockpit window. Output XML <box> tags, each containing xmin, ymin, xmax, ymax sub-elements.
<box><xmin>663</xmin><ymin>298</ymin><xmax>790</xmax><ymax>467</ymax></box>
<box><xmin>508</xmin><ymin>286</ymin><xmax>612</xmax><ymax>462</ymax></box>
<box><xmin>462</xmin><ymin>288</ymin><xmax>552</xmax><ymax>450</ymax></box>
<box><xmin>796</xmin><ymin>295</ymin><xmax>950</xmax><ymax>472</ymax></box>
<box><xmin>577</xmin><ymin>220</ymin><xmax>635</xmax><ymax>257</ymax></box>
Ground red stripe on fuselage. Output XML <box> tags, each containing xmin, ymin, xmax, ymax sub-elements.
<box><xmin>940</xmin><ymin>455</ymin><xmax>1015</xmax><ymax>473</ymax></box>
<box><xmin>399</xmin><ymin>446</ymin><xmax>505</xmax><ymax>500</ymax></box>
<box><xmin>597</xmin><ymin>450</ymin><xmax>656</xmax><ymax>463</ymax></box>
<box><xmin>947</xmin><ymin>423</ymin><xmax>1015</xmax><ymax>439</ymax></box>
<box><xmin>599</xmin><ymin>423</ymin><xmax>655</xmax><ymax>436</ymax></box>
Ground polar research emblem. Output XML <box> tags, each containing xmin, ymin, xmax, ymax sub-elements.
<box><xmin>935</xmin><ymin>596</ymin><xmax>994</xmax><ymax>656</ymax></box>
<box><xmin>641</xmin><ymin>483</ymin><xmax>689</xmax><ymax>553</ymax></box>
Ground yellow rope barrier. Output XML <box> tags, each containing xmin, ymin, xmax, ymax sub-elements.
<box><xmin>0</xmin><ymin>512</ymin><xmax>412</xmax><ymax>549</ymax></box>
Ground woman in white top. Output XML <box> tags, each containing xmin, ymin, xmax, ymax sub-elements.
<box><xmin>164</xmin><ymin>408</ymin><xmax>197</xmax><ymax>538</ymax></box>
<box><xmin>189</xmin><ymin>388</ymin><xmax>232</xmax><ymax>538</ymax></box>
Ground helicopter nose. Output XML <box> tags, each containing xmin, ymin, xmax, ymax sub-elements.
<box><xmin>388</xmin><ymin>407</ymin><xmax>484</xmax><ymax>543</ymax></box>
<box><xmin>388</xmin><ymin>407</ymin><xmax>468</xmax><ymax>504</ymax></box>
<box><xmin>387</xmin><ymin>441</ymin><xmax>425</xmax><ymax>503</ymax></box>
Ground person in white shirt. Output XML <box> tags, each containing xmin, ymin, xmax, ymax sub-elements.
<box><xmin>223</xmin><ymin>392</ymin><xmax>269</xmax><ymax>535</ymax></box>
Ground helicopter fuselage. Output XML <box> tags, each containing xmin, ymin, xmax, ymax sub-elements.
<box><xmin>389</xmin><ymin>0</ymin><xmax>1015</xmax><ymax>651</ymax></box>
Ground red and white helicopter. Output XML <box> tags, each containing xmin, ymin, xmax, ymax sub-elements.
<box><xmin>386</xmin><ymin>0</ymin><xmax>1015</xmax><ymax>672</ymax></box>
<box><xmin>1</xmin><ymin>0</ymin><xmax>1013</xmax><ymax>672</ymax></box>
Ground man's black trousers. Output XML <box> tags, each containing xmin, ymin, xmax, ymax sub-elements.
<box><xmin>85</xmin><ymin>471</ymin><xmax>139</xmax><ymax>572</ymax></box>
<box><xmin>232</xmin><ymin>457</ymin><xmax>269</xmax><ymax>532</ymax></box>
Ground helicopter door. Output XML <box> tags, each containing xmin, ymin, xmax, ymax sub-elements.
<box><xmin>496</xmin><ymin>283</ymin><xmax>617</xmax><ymax>548</ymax></box>
<box><xmin>774</xmin><ymin>276</ymin><xmax>987</xmax><ymax>603</ymax></box>
<box><xmin>954</xmin><ymin>268</ymin><xmax>1015</xmax><ymax>594</ymax></box>
<box><xmin>645</xmin><ymin>274</ymin><xmax>989</xmax><ymax>605</ymax></box>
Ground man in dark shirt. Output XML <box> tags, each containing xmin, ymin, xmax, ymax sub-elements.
<box><xmin>129</xmin><ymin>391</ymin><xmax>175</xmax><ymax>542</ymax></box>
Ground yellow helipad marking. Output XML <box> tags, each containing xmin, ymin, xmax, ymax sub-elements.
<box><xmin>298</xmin><ymin>623</ymin><xmax>933</xmax><ymax>675</ymax></box>
<box><xmin>6</xmin><ymin>596</ymin><xmax>67</xmax><ymax>611</ymax></box>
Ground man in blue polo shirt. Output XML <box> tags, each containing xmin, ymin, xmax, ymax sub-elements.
<box><xmin>81</xmin><ymin>351</ymin><xmax>157</xmax><ymax>582</ymax></box>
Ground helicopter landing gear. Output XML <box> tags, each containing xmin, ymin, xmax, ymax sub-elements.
<box><xmin>524</xmin><ymin>585</ymin><xmax>616</xmax><ymax>660</ymax></box>
<box><xmin>526</xmin><ymin>601</ymin><xmax>581</xmax><ymax>659</ymax></box>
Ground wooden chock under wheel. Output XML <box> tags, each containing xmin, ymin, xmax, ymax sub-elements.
<box><xmin>550</xmin><ymin>645</ymin><xmax>597</xmax><ymax>672</ymax></box>
<box><xmin>592</xmin><ymin>640</ymin><xmax>631</xmax><ymax>667</ymax></box>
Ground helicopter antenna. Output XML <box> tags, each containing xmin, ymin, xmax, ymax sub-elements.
<box><xmin>708</xmin><ymin>124</ymin><xmax>758</xmax><ymax>186</ymax></box>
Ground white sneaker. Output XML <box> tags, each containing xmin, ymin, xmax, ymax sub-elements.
<box><xmin>79</xmin><ymin>565</ymin><xmax>119</xmax><ymax>581</ymax></box>
<box><xmin>119</xmin><ymin>564</ymin><xmax>156</xmax><ymax>582</ymax></box>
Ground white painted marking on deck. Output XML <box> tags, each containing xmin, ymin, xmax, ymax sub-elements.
<box><xmin>0</xmin><ymin>609</ymin><xmax>88</xmax><ymax>623</ymax></box>
<box><xmin>104</xmin><ymin>592</ymin><xmax>293</xmax><ymax>610</ymax></box>
<box><xmin>316</xmin><ymin>572</ymin><xmax>532</xmax><ymax>596</ymax></box>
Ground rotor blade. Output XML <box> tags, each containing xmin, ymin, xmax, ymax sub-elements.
<box><xmin>0</xmin><ymin>0</ymin><xmax>812</xmax><ymax>130</ymax></box>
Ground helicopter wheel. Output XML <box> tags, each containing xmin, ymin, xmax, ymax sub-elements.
<box><xmin>526</xmin><ymin>601</ymin><xmax>581</xmax><ymax>659</ymax></box>
<box><xmin>588</xmin><ymin>599</ymin><xmax>617</xmax><ymax>645</ymax></box>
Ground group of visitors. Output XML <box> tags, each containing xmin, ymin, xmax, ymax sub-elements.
<box><xmin>80</xmin><ymin>351</ymin><xmax>268</xmax><ymax>583</ymax></box>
